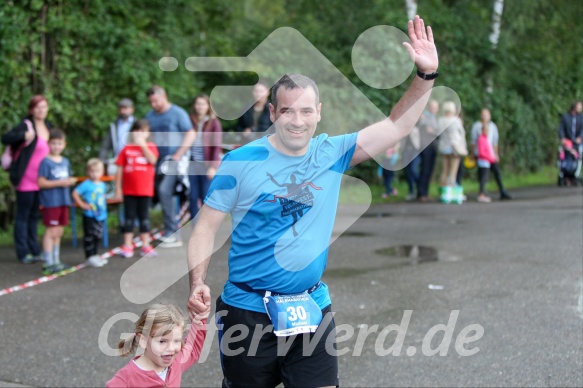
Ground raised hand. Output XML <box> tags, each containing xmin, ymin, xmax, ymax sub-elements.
<box><xmin>403</xmin><ymin>15</ymin><xmax>439</xmax><ymax>74</ymax></box>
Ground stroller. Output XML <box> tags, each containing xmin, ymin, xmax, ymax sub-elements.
<box><xmin>557</xmin><ymin>139</ymin><xmax>583</xmax><ymax>186</ymax></box>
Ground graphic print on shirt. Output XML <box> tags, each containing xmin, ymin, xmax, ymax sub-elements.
<box><xmin>263</xmin><ymin>172</ymin><xmax>322</xmax><ymax>237</ymax></box>
<box><xmin>51</xmin><ymin>165</ymin><xmax>70</xmax><ymax>179</ymax></box>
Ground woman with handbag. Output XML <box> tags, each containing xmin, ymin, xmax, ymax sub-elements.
<box><xmin>1</xmin><ymin>95</ymin><xmax>52</xmax><ymax>263</ymax></box>
<box><xmin>438</xmin><ymin>101</ymin><xmax>467</xmax><ymax>203</ymax></box>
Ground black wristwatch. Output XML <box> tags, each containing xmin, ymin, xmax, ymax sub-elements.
<box><xmin>416</xmin><ymin>69</ymin><xmax>439</xmax><ymax>80</ymax></box>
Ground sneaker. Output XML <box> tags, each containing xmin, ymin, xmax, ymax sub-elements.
<box><xmin>140</xmin><ymin>244</ymin><xmax>158</xmax><ymax>256</ymax></box>
<box><xmin>500</xmin><ymin>191</ymin><xmax>512</xmax><ymax>200</ymax></box>
<box><xmin>120</xmin><ymin>245</ymin><xmax>134</xmax><ymax>259</ymax></box>
<box><xmin>477</xmin><ymin>194</ymin><xmax>492</xmax><ymax>203</ymax></box>
<box><xmin>405</xmin><ymin>193</ymin><xmax>416</xmax><ymax>201</ymax></box>
<box><xmin>158</xmin><ymin>234</ymin><xmax>183</xmax><ymax>248</ymax></box>
<box><xmin>20</xmin><ymin>254</ymin><xmax>40</xmax><ymax>264</ymax></box>
<box><xmin>101</xmin><ymin>256</ymin><xmax>109</xmax><ymax>265</ymax></box>
<box><xmin>42</xmin><ymin>262</ymin><xmax>72</xmax><ymax>275</ymax></box>
<box><xmin>87</xmin><ymin>255</ymin><xmax>104</xmax><ymax>268</ymax></box>
<box><xmin>381</xmin><ymin>193</ymin><xmax>388</xmax><ymax>199</ymax></box>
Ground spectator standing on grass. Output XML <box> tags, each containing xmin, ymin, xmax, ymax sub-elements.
<box><xmin>438</xmin><ymin>101</ymin><xmax>467</xmax><ymax>189</ymax></box>
<box><xmin>99</xmin><ymin>98</ymin><xmax>135</xmax><ymax>175</ymax></box>
<box><xmin>416</xmin><ymin>99</ymin><xmax>439</xmax><ymax>202</ymax></box>
<box><xmin>146</xmin><ymin>86</ymin><xmax>195</xmax><ymax>247</ymax></box>
<box><xmin>470</xmin><ymin>108</ymin><xmax>512</xmax><ymax>200</ymax></box>
<box><xmin>476</xmin><ymin>122</ymin><xmax>497</xmax><ymax>203</ymax></box>
<box><xmin>558</xmin><ymin>100</ymin><xmax>582</xmax><ymax>146</ymax></box>
<box><xmin>235</xmin><ymin>81</ymin><xmax>272</xmax><ymax>144</ymax></box>
<box><xmin>72</xmin><ymin>158</ymin><xmax>108</xmax><ymax>267</ymax></box>
<box><xmin>1</xmin><ymin>95</ymin><xmax>51</xmax><ymax>264</ymax></box>
<box><xmin>37</xmin><ymin>129</ymin><xmax>76</xmax><ymax>275</ymax></box>
<box><xmin>186</xmin><ymin>15</ymin><xmax>438</xmax><ymax>387</ymax></box>
<box><xmin>188</xmin><ymin>94</ymin><xmax>223</xmax><ymax>222</ymax></box>
<box><xmin>115</xmin><ymin>119</ymin><xmax>159</xmax><ymax>258</ymax></box>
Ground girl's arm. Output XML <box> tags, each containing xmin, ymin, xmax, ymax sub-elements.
<box><xmin>140</xmin><ymin>143</ymin><xmax>158</xmax><ymax>165</ymax></box>
<box><xmin>177</xmin><ymin>316</ymin><xmax>207</xmax><ymax>372</ymax></box>
<box><xmin>114</xmin><ymin>167</ymin><xmax>123</xmax><ymax>200</ymax></box>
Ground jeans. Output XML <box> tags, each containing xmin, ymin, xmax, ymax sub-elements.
<box><xmin>156</xmin><ymin>173</ymin><xmax>178</xmax><ymax>234</ymax></box>
<box><xmin>382</xmin><ymin>169</ymin><xmax>395</xmax><ymax>193</ymax></box>
<box><xmin>417</xmin><ymin>145</ymin><xmax>437</xmax><ymax>197</ymax></box>
<box><xmin>189</xmin><ymin>163</ymin><xmax>210</xmax><ymax>221</ymax></box>
<box><xmin>405</xmin><ymin>155</ymin><xmax>420</xmax><ymax>195</ymax></box>
<box><xmin>14</xmin><ymin>190</ymin><xmax>41</xmax><ymax>260</ymax></box>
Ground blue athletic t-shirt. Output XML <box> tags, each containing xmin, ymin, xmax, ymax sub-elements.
<box><xmin>145</xmin><ymin>104</ymin><xmax>192</xmax><ymax>158</ymax></box>
<box><xmin>74</xmin><ymin>180</ymin><xmax>108</xmax><ymax>221</ymax></box>
<box><xmin>205</xmin><ymin>133</ymin><xmax>358</xmax><ymax>313</ymax></box>
<box><xmin>38</xmin><ymin>157</ymin><xmax>73</xmax><ymax>208</ymax></box>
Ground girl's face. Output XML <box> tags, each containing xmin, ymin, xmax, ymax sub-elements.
<box><xmin>131</xmin><ymin>127</ymin><xmax>149</xmax><ymax>143</ymax></box>
<box><xmin>32</xmin><ymin>100</ymin><xmax>49</xmax><ymax>121</ymax></box>
<box><xmin>194</xmin><ymin>98</ymin><xmax>210</xmax><ymax>117</ymax></box>
<box><xmin>139</xmin><ymin>325</ymin><xmax>184</xmax><ymax>371</ymax></box>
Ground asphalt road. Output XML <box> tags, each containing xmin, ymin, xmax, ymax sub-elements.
<box><xmin>0</xmin><ymin>185</ymin><xmax>581</xmax><ymax>387</ymax></box>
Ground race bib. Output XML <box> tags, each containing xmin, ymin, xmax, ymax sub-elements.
<box><xmin>263</xmin><ymin>291</ymin><xmax>323</xmax><ymax>337</ymax></box>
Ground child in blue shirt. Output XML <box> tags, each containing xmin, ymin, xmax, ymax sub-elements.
<box><xmin>37</xmin><ymin>129</ymin><xmax>77</xmax><ymax>275</ymax></box>
<box><xmin>72</xmin><ymin>158</ymin><xmax>108</xmax><ymax>267</ymax></box>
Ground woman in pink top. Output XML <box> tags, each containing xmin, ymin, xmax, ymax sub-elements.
<box><xmin>1</xmin><ymin>95</ymin><xmax>51</xmax><ymax>263</ymax></box>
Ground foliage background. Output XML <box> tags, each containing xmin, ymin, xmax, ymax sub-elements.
<box><xmin>1</xmin><ymin>0</ymin><xmax>582</xmax><ymax>210</ymax></box>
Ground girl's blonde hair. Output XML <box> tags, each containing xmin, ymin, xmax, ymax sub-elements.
<box><xmin>118</xmin><ymin>303</ymin><xmax>187</xmax><ymax>357</ymax></box>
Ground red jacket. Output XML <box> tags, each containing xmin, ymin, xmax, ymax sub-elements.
<box><xmin>106</xmin><ymin>320</ymin><xmax>207</xmax><ymax>388</ymax></box>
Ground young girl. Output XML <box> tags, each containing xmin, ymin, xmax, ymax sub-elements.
<box><xmin>115</xmin><ymin>119</ymin><xmax>159</xmax><ymax>258</ymax></box>
<box><xmin>476</xmin><ymin>121</ymin><xmax>497</xmax><ymax>203</ymax></box>
<box><xmin>107</xmin><ymin>303</ymin><xmax>207</xmax><ymax>388</ymax></box>
<box><xmin>188</xmin><ymin>93</ymin><xmax>223</xmax><ymax>222</ymax></box>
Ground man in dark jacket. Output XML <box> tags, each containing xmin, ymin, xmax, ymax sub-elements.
<box><xmin>99</xmin><ymin>98</ymin><xmax>135</xmax><ymax>175</ymax></box>
<box><xmin>558</xmin><ymin>100</ymin><xmax>583</xmax><ymax>145</ymax></box>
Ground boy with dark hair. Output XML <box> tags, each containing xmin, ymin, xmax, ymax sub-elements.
<box><xmin>37</xmin><ymin>129</ymin><xmax>77</xmax><ymax>275</ymax></box>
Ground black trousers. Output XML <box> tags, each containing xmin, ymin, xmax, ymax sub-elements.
<box><xmin>489</xmin><ymin>162</ymin><xmax>506</xmax><ymax>194</ymax></box>
<box><xmin>478</xmin><ymin>167</ymin><xmax>490</xmax><ymax>194</ymax></box>
<box><xmin>123</xmin><ymin>195</ymin><xmax>151</xmax><ymax>234</ymax></box>
<box><xmin>83</xmin><ymin>216</ymin><xmax>104</xmax><ymax>258</ymax></box>
<box><xmin>14</xmin><ymin>190</ymin><xmax>41</xmax><ymax>260</ymax></box>
<box><xmin>417</xmin><ymin>144</ymin><xmax>437</xmax><ymax>197</ymax></box>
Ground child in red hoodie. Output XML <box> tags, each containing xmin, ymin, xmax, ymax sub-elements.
<box><xmin>107</xmin><ymin>303</ymin><xmax>207</xmax><ymax>388</ymax></box>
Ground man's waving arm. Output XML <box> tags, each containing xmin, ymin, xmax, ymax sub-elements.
<box><xmin>351</xmin><ymin>15</ymin><xmax>439</xmax><ymax>166</ymax></box>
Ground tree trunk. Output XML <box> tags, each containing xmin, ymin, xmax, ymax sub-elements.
<box><xmin>405</xmin><ymin>0</ymin><xmax>417</xmax><ymax>20</ymax></box>
<box><xmin>486</xmin><ymin>0</ymin><xmax>504</xmax><ymax>95</ymax></box>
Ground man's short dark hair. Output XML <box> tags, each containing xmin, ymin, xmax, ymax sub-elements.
<box><xmin>271</xmin><ymin>74</ymin><xmax>319</xmax><ymax>110</ymax></box>
<box><xmin>570</xmin><ymin>100</ymin><xmax>582</xmax><ymax>112</ymax></box>
<box><xmin>49</xmin><ymin>128</ymin><xmax>65</xmax><ymax>141</ymax></box>
<box><xmin>146</xmin><ymin>85</ymin><xmax>166</xmax><ymax>97</ymax></box>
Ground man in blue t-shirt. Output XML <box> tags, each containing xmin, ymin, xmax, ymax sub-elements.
<box><xmin>187</xmin><ymin>16</ymin><xmax>439</xmax><ymax>387</ymax></box>
<box><xmin>145</xmin><ymin>85</ymin><xmax>195</xmax><ymax>247</ymax></box>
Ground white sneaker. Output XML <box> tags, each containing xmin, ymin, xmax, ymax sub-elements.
<box><xmin>405</xmin><ymin>193</ymin><xmax>417</xmax><ymax>201</ymax></box>
<box><xmin>87</xmin><ymin>255</ymin><xmax>104</xmax><ymax>268</ymax></box>
<box><xmin>158</xmin><ymin>234</ymin><xmax>183</xmax><ymax>248</ymax></box>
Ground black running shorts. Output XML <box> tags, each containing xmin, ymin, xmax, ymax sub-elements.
<box><xmin>216</xmin><ymin>296</ymin><xmax>339</xmax><ymax>388</ymax></box>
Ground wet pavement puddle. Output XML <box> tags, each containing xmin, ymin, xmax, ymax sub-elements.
<box><xmin>324</xmin><ymin>245</ymin><xmax>461</xmax><ymax>278</ymax></box>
